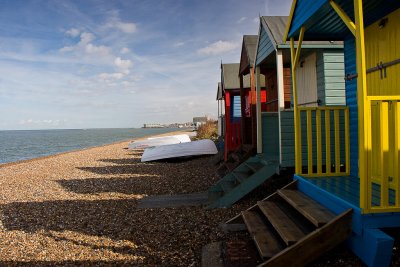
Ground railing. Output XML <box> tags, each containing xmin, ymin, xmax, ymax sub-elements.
<box><xmin>366</xmin><ymin>97</ymin><xmax>400</xmax><ymax>213</ymax></box>
<box><xmin>295</xmin><ymin>106</ymin><xmax>350</xmax><ymax>177</ymax></box>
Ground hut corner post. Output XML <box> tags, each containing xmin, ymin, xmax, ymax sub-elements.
<box><xmin>353</xmin><ymin>0</ymin><xmax>369</xmax><ymax>212</ymax></box>
<box><xmin>256</xmin><ymin>66</ymin><xmax>263</xmax><ymax>153</ymax></box>
<box><xmin>276</xmin><ymin>50</ymin><xmax>285</xmax><ymax>166</ymax></box>
<box><xmin>290</xmin><ymin>26</ymin><xmax>305</xmax><ymax>175</ymax></box>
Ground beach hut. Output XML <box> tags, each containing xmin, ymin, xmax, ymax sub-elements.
<box><xmin>254</xmin><ymin>16</ymin><xmax>345</xmax><ymax>169</ymax></box>
<box><xmin>220</xmin><ymin>63</ymin><xmax>250</xmax><ymax>160</ymax></box>
<box><xmin>220</xmin><ymin>3</ymin><xmax>400</xmax><ymax>267</ymax></box>
<box><xmin>282</xmin><ymin>1</ymin><xmax>400</xmax><ymax>266</ymax></box>
<box><xmin>207</xmin><ymin>17</ymin><xmax>346</xmax><ymax>209</ymax></box>
<box><xmin>238</xmin><ymin>35</ymin><xmax>266</xmax><ymax>151</ymax></box>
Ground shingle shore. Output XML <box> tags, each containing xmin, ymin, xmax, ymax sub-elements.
<box><xmin>0</xmin><ymin>132</ymin><xmax>249</xmax><ymax>266</ymax></box>
<box><xmin>0</xmin><ymin>131</ymin><xmax>371</xmax><ymax>266</ymax></box>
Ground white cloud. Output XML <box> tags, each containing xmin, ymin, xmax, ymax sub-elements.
<box><xmin>60</xmin><ymin>31</ymin><xmax>111</xmax><ymax>57</ymax></box>
<box><xmin>98</xmin><ymin>72</ymin><xmax>125</xmax><ymax>81</ymax></box>
<box><xmin>237</xmin><ymin>17</ymin><xmax>247</xmax><ymax>23</ymax></box>
<box><xmin>197</xmin><ymin>40</ymin><xmax>239</xmax><ymax>55</ymax></box>
<box><xmin>173</xmin><ymin>42</ymin><xmax>185</xmax><ymax>47</ymax></box>
<box><xmin>84</xmin><ymin>43</ymin><xmax>110</xmax><ymax>55</ymax></box>
<box><xmin>105</xmin><ymin>20</ymin><xmax>137</xmax><ymax>33</ymax></box>
<box><xmin>65</xmin><ymin>28</ymin><xmax>81</xmax><ymax>37</ymax></box>
<box><xmin>120</xmin><ymin>47</ymin><xmax>130</xmax><ymax>54</ymax></box>
<box><xmin>253</xmin><ymin>17</ymin><xmax>260</xmax><ymax>24</ymax></box>
<box><xmin>114</xmin><ymin>57</ymin><xmax>132</xmax><ymax>72</ymax></box>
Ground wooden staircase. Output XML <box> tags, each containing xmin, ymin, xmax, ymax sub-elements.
<box><xmin>208</xmin><ymin>155</ymin><xmax>278</xmax><ymax>208</ymax></box>
<box><xmin>224</xmin><ymin>181</ymin><xmax>353</xmax><ymax>266</ymax></box>
<box><xmin>217</xmin><ymin>144</ymin><xmax>255</xmax><ymax>178</ymax></box>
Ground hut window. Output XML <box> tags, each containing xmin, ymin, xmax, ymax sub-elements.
<box><xmin>231</xmin><ymin>95</ymin><xmax>241</xmax><ymax>122</ymax></box>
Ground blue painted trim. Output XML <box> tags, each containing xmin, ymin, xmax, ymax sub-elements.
<box><xmin>294</xmin><ymin>175</ymin><xmax>363</xmax><ymax>234</ymax></box>
<box><xmin>362</xmin><ymin>213</ymin><xmax>400</xmax><ymax>229</ymax></box>
<box><xmin>347</xmin><ymin>228</ymin><xmax>394</xmax><ymax>267</ymax></box>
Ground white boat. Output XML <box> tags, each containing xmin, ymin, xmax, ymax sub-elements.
<box><xmin>128</xmin><ymin>134</ymin><xmax>191</xmax><ymax>149</ymax></box>
<box><xmin>141</xmin><ymin>139</ymin><xmax>218</xmax><ymax>162</ymax></box>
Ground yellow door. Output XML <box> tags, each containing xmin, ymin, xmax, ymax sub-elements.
<box><xmin>365</xmin><ymin>8</ymin><xmax>400</xmax><ymax>208</ymax></box>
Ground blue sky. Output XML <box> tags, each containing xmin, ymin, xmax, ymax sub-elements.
<box><xmin>0</xmin><ymin>0</ymin><xmax>291</xmax><ymax>130</ymax></box>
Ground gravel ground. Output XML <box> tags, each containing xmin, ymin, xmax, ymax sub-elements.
<box><xmin>0</xmin><ymin>133</ymin><xmax>255</xmax><ymax>266</ymax></box>
<box><xmin>0</xmin><ymin>132</ymin><xmax>396</xmax><ymax>266</ymax></box>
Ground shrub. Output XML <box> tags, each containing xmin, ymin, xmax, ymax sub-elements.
<box><xmin>196</xmin><ymin>120</ymin><xmax>218</xmax><ymax>140</ymax></box>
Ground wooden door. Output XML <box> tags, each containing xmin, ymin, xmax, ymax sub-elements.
<box><xmin>365</xmin><ymin>8</ymin><xmax>400</xmax><ymax>207</ymax></box>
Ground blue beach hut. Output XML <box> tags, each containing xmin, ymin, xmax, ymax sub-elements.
<box><xmin>284</xmin><ymin>0</ymin><xmax>400</xmax><ymax>266</ymax></box>
<box><xmin>219</xmin><ymin>5</ymin><xmax>399</xmax><ymax>266</ymax></box>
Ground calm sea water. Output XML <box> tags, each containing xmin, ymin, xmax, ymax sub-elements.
<box><xmin>0</xmin><ymin>128</ymin><xmax>182</xmax><ymax>164</ymax></box>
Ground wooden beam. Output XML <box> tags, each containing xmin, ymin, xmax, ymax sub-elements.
<box><xmin>291</xmin><ymin>37</ymin><xmax>302</xmax><ymax>174</ymax></box>
<box><xmin>255</xmin><ymin>66</ymin><xmax>263</xmax><ymax>154</ymax></box>
<box><xmin>293</xmin><ymin>26</ymin><xmax>305</xmax><ymax>70</ymax></box>
<box><xmin>329</xmin><ymin>0</ymin><xmax>356</xmax><ymax>36</ymax></box>
<box><xmin>354</xmin><ymin>0</ymin><xmax>370</xmax><ymax>212</ymax></box>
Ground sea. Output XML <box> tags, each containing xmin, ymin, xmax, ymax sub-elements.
<box><xmin>0</xmin><ymin>128</ymin><xmax>182</xmax><ymax>164</ymax></box>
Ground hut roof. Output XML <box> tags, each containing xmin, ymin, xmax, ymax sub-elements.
<box><xmin>221</xmin><ymin>63</ymin><xmax>250</xmax><ymax>90</ymax></box>
<box><xmin>239</xmin><ymin>35</ymin><xmax>258</xmax><ymax>75</ymax></box>
<box><xmin>261</xmin><ymin>16</ymin><xmax>342</xmax><ymax>48</ymax></box>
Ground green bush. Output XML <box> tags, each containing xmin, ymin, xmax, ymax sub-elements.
<box><xmin>196</xmin><ymin>120</ymin><xmax>218</xmax><ymax>140</ymax></box>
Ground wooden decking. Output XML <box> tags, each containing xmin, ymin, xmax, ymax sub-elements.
<box><xmin>304</xmin><ymin>175</ymin><xmax>396</xmax><ymax>208</ymax></box>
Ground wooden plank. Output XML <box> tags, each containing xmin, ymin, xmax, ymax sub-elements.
<box><xmin>232</xmin><ymin>171</ymin><xmax>249</xmax><ymax>183</ymax></box>
<box><xmin>258</xmin><ymin>209</ymin><xmax>353</xmax><ymax>267</ymax></box>
<box><xmin>257</xmin><ymin>201</ymin><xmax>306</xmax><ymax>245</ymax></box>
<box><xmin>278</xmin><ymin>189</ymin><xmax>335</xmax><ymax>227</ymax></box>
<box><xmin>242</xmin><ymin>211</ymin><xmax>285</xmax><ymax>259</ymax></box>
<box><xmin>225</xmin><ymin>181</ymin><xmax>298</xmax><ymax>224</ymax></box>
<box><xmin>244</xmin><ymin>162</ymin><xmax>264</xmax><ymax>173</ymax></box>
<box><xmin>221</xmin><ymin>180</ymin><xmax>235</xmax><ymax>193</ymax></box>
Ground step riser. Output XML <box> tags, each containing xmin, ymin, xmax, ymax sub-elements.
<box><xmin>224</xmin><ymin>181</ymin><xmax>353</xmax><ymax>266</ymax></box>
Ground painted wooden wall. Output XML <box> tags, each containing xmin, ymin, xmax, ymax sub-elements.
<box><xmin>261</xmin><ymin>112</ymin><xmax>280</xmax><ymax>160</ymax></box>
<box><xmin>317</xmin><ymin>50</ymin><xmax>346</xmax><ymax>106</ymax></box>
<box><xmin>297</xmin><ymin>52</ymin><xmax>318</xmax><ymax>106</ymax></box>
<box><xmin>256</xmin><ymin>25</ymin><xmax>275</xmax><ymax>66</ymax></box>
<box><xmin>344</xmin><ymin>36</ymin><xmax>358</xmax><ymax>178</ymax></box>
<box><xmin>280</xmin><ymin>111</ymin><xmax>295</xmax><ymax>167</ymax></box>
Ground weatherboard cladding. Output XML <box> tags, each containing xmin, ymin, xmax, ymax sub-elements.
<box><xmin>261</xmin><ymin>113</ymin><xmax>280</xmax><ymax>159</ymax></box>
<box><xmin>221</xmin><ymin>63</ymin><xmax>250</xmax><ymax>90</ymax></box>
<box><xmin>285</xmin><ymin>1</ymin><xmax>400</xmax><ymax>180</ymax></box>
<box><xmin>239</xmin><ymin>35</ymin><xmax>258</xmax><ymax>75</ymax></box>
<box><xmin>344</xmin><ymin>35</ymin><xmax>358</xmax><ymax>178</ymax></box>
<box><xmin>316</xmin><ymin>50</ymin><xmax>345</xmax><ymax>106</ymax></box>
<box><xmin>256</xmin><ymin>16</ymin><xmax>288</xmax><ymax>66</ymax></box>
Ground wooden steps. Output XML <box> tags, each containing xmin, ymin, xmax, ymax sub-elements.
<box><xmin>225</xmin><ymin>180</ymin><xmax>353</xmax><ymax>266</ymax></box>
<box><xmin>216</xmin><ymin>144</ymin><xmax>255</xmax><ymax>178</ymax></box>
<box><xmin>278</xmin><ymin>189</ymin><xmax>335</xmax><ymax>227</ymax></box>
<box><xmin>207</xmin><ymin>156</ymin><xmax>278</xmax><ymax>208</ymax></box>
<box><xmin>258</xmin><ymin>201</ymin><xmax>306</xmax><ymax>245</ymax></box>
<box><xmin>242</xmin><ymin>211</ymin><xmax>284</xmax><ymax>258</ymax></box>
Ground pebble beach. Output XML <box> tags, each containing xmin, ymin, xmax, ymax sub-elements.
<box><xmin>0</xmin><ymin>132</ymin><xmax>247</xmax><ymax>266</ymax></box>
<box><xmin>0</xmin><ymin>131</ymin><xmax>392</xmax><ymax>266</ymax></box>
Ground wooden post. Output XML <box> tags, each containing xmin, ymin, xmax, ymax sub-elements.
<box><xmin>354</xmin><ymin>0</ymin><xmax>370</xmax><ymax>212</ymax></box>
<box><xmin>239</xmin><ymin>74</ymin><xmax>246</xmax><ymax>144</ymax></box>
<box><xmin>276</xmin><ymin>50</ymin><xmax>285</xmax><ymax>166</ymax></box>
<box><xmin>256</xmin><ymin>66</ymin><xmax>263</xmax><ymax>154</ymax></box>
<box><xmin>250</xmin><ymin>67</ymin><xmax>257</xmax><ymax>150</ymax></box>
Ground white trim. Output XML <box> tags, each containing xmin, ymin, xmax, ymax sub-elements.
<box><xmin>276</xmin><ymin>50</ymin><xmax>284</xmax><ymax>167</ymax></box>
<box><xmin>256</xmin><ymin>66</ymin><xmax>263</xmax><ymax>153</ymax></box>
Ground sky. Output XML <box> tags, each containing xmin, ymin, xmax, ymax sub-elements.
<box><xmin>0</xmin><ymin>0</ymin><xmax>292</xmax><ymax>130</ymax></box>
